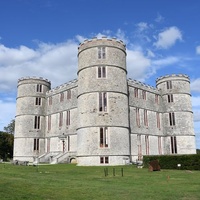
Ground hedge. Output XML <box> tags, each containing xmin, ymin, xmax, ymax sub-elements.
<box><xmin>143</xmin><ymin>154</ymin><xmax>200</xmax><ymax>170</ymax></box>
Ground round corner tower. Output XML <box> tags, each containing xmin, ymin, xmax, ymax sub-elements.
<box><xmin>77</xmin><ymin>37</ymin><xmax>130</xmax><ymax>166</ymax></box>
<box><xmin>14</xmin><ymin>77</ymin><xmax>51</xmax><ymax>162</ymax></box>
<box><xmin>156</xmin><ymin>74</ymin><xmax>196</xmax><ymax>154</ymax></box>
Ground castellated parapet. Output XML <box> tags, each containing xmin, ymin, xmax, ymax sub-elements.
<box><xmin>13</xmin><ymin>38</ymin><xmax>196</xmax><ymax>165</ymax></box>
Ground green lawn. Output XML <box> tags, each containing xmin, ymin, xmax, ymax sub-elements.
<box><xmin>0</xmin><ymin>163</ymin><xmax>200</xmax><ymax>200</ymax></box>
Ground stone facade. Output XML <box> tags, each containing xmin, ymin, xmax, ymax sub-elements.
<box><xmin>13</xmin><ymin>37</ymin><xmax>196</xmax><ymax>166</ymax></box>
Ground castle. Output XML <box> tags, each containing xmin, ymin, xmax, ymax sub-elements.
<box><xmin>13</xmin><ymin>37</ymin><xmax>196</xmax><ymax>166</ymax></box>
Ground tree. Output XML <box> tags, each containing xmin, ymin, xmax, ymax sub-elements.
<box><xmin>4</xmin><ymin>119</ymin><xmax>15</xmax><ymax>135</ymax></box>
<box><xmin>0</xmin><ymin>131</ymin><xmax>14</xmax><ymax>161</ymax></box>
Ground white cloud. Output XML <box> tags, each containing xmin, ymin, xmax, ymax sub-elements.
<box><xmin>134</xmin><ymin>22</ymin><xmax>152</xmax><ymax>43</ymax></box>
<box><xmin>0</xmin><ymin>44</ymin><xmax>38</xmax><ymax>66</ymax></box>
<box><xmin>152</xmin><ymin>56</ymin><xmax>180</xmax><ymax>66</ymax></box>
<box><xmin>154</xmin><ymin>26</ymin><xmax>182</xmax><ymax>49</ymax></box>
<box><xmin>0</xmin><ymin>40</ymin><xmax>78</xmax><ymax>92</ymax></box>
<box><xmin>126</xmin><ymin>49</ymin><xmax>152</xmax><ymax>81</ymax></box>
<box><xmin>116</xmin><ymin>29</ymin><xmax>129</xmax><ymax>44</ymax></box>
<box><xmin>196</xmin><ymin>46</ymin><xmax>200</xmax><ymax>55</ymax></box>
<box><xmin>75</xmin><ymin>35</ymin><xmax>87</xmax><ymax>43</ymax></box>
<box><xmin>191</xmin><ymin>78</ymin><xmax>200</xmax><ymax>92</ymax></box>
<box><xmin>147</xmin><ymin>49</ymin><xmax>155</xmax><ymax>58</ymax></box>
<box><xmin>136</xmin><ymin>22</ymin><xmax>149</xmax><ymax>32</ymax></box>
<box><xmin>155</xmin><ymin>13</ymin><xmax>164</xmax><ymax>23</ymax></box>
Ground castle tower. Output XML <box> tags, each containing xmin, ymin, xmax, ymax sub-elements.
<box><xmin>13</xmin><ymin>77</ymin><xmax>51</xmax><ymax>162</ymax></box>
<box><xmin>156</xmin><ymin>74</ymin><xmax>196</xmax><ymax>154</ymax></box>
<box><xmin>77</xmin><ymin>37</ymin><xmax>130</xmax><ymax>166</ymax></box>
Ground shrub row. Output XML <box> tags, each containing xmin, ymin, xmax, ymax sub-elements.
<box><xmin>143</xmin><ymin>154</ymin><xmax>200</xmax><ymax>170</ymax></box>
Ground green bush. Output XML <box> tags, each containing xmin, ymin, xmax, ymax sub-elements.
<box><xmin>143</xmin><ymin>154</ymin><xmax>200</xmax><ymax>170</ymax></box>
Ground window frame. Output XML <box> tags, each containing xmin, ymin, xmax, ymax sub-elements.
<box><xmin>134</xmin><ymin>88</ymin><xmax>138</xmax><ymax>98</ymax></box>
<box><xmin>169</xmin><ymin>112</ymin><xmax>175</xmax><ymax>126</ymax></box>
<box><xmin>48</xmin><ymin>96</ymin><xmax>52</xmax><ymax>105</ymax></box>
<box><xmin>171</xmin><ymin>136</ymin><xmax>177</xmax><ymax>154</ymax></box>
<box><xmin>34</xmin><ymin>116</ymin><xmax>40</xmax><ymax>129</ymax></box>
<box><xmin>59</xmin><ymin>112</ymin><xmax>63</xmax><ymax>127</ymax></box>
<box><xmin>144</xmin><ymin>109</ymin><xmax>148</xmax><ymax>127</ymax></box>
<box><xmin>99</xmin><ymin>92</ymin><xmax>107</xmax><ymax>112</ymax></box>
<box><xmin>33</xmin><ymin>138</ymin><xmax>39</xmax><ymax>151</ymax></box>
<box><xmin>136</xmin><ymin>108</ymin><xmax>140</xmax><ymax>127</ymax></box>
<box><xmin>60</xmin><ymin>92</ymin><xmax>64</xmax><ymax>102</ymax></box>
<box><xmin>155</xmin><ymin>94</ymin><xmax>159</xmax><ymax>104</ymax></box>
<box><xmin>166</xmin><ymin>81</ymin><xmax>172</xmax><ymax>89</ymax></box>
<box><xmin>167</xmin><ymin>94</ymin><xmax>173</xmax><ymax>103</ymax></box>
<box><xmin>142</xmin><ymin>90</ymin><xmax>146</xmax><ymax>100</ymax></box>
<box><xmin>158</xmin><ymin>136</ymin><xmax>162</xmax><ymax>155</ymax></box>
<box><xmin>35</xmin><ymin>97</ymin><xmax>41</xmax><ymax>106</ymax></box>
<box><xmin>97</xmin><ymin>66</ymin><xmax>106</xmax><ymax>78</ymax></box>
<box><xmin>66</xmin><ymin>110</ymin><xmax>70</xmax><ymax>126</ymax></box>
<box><xmin>137</xmin><ymin>135</ymin><xmax>142</xmax><ymax>161</ymax></box>
<box><xmin>100</xmin><ymin>156</ymin><xmax>109</xmax><ymax>164</ymax></box>
<box><xmin>67</xmin><ymin>89</ymin><xmax>71</xmax><ymax>100</ymax></box>
<box><xmin>145</xmin><ymin>135</ymin><xmax>149</xmax><ymax>155</ymax></box>
<box><xmin>100</xmin><ymin>127</ymin><xmax>108</xmax><ymax>148</ymax></box>
<box><xmin>156</xmin><ymin>112</ymin><xmax>161</xmax><ymax>129</ymax></box>
<box><xmin>36</xmin><ymin>84</ymin><xmax>42</xmax><ymax>93</ymax></box>
<box><xmin>98</xmin><ymin>46</ymin><xmax>106</xmax><ymax>59</ymax></box>
<box><xmin>48</xmin><ymin>115</ymin><xmax>51</xmax><ymax>131</ymax></box>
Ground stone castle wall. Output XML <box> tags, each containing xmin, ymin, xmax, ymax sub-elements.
<box><xmin>13</xmin><ymin>37</ymin><xmax>196</xmax><ymax>165</ymax></box>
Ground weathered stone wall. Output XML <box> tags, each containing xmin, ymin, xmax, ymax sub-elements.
<box><xmin>13</xmin><ymin>38</ymin><xmax>196</xmax><ymax>165</ymax></box>
<box><xmin>77</xmin><ymin>38</ymin><xmax>129</xmax><ymax>166</ymax></box>
<box><xmin>157</xmin><ymin>74</ymin><xmax>196</xmax><ymax>154</ymax></box>
<box><xmin>14</xmin><ymin>77</ymin><xmax>50</xmax><ymax>161</ymax></box>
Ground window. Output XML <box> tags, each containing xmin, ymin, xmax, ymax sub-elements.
<box><xmin>145</xmin><ymin>135</ymin><xmax>149</xmax><ymax>155</ymax></box>
<box><xmin>34</xmin><ymin>116</ymin><xmax>40</xmax><ymax>129</ymax></box>
<box><xmin>142</xmin><ymin>90</ymin><xmax>146</xmax><ymax>100</ymax></box>
<box><xmin>35</xmin><ymin>97</ymin><xmax>41</xmax><ymax>105</ymax></box>
<box><xmin>100</xmin><ymin>156</ymin><xmax>109</xmax><ymax>164</ymax></box>
<box><xmin>67</xmin><ymin>136</ymin><xmax>70</xmax><ymax>151</ymax></box>
<box><xmin>167</xmin><ymin>94</ymin><xmax>173</xmax><ymax>103</ymax></box>
<box><xmin>158</xmin><ymin>137</ymin><xmax>162</xmax><ymax>155</ymax></box>
<box><xmin>33</xmin><ymin>138</ymin><xmax>39</xmax><ymax>151</ymax></box>
<box><xmin>99</xmin><ymin>92</ymin><xmax>107</xmax><ymax>112</ymax></box>
<box><xmin>169</xmin><ymin>112</ymin><xmax>175</xmax><ymax>126</ymax></box>
<box><xmin>59</xmin><ymin>112</ymin><xmax>63</xmax><ymax>127</ymax></box>
<box><xmin>98</xmin><ymin>47</ymin><xmax>106</xmax><ymax>59</ymax></box>
<box><xmin>105</xmin><ymin>157</ymin><xmax>109</xmax><ymax>163</ymax></box>
<box><xmin>47</xmin><ymin>138</ymin><xmax>50</xmax><ymax>153</ymax></box>
<box><xmin>36</xmin><ymin>84</ymin><xmax>42</xmax><ymax>92</ymax></box>
<box><xmin>144</xmin><ymin>110</ymin><xmax>148</xmax><ymax>126</ymax></box>
<box><xmin>134</xmin><ymin>88</ymin><xmax>138</xmax><ymax>98</ymax></box>
<box><xmin>155</xmin><ymin>94</ymin><xmax>159</xmax><ymax>104</ymax></box>
<box><xmin>60</xmin><ymin>92</ymin><xmax>64</xmax><ymax>102</ymax></box>
<box><xmin>137</xmin><ymin>135</ymin><xmax>142</xmax><ymax>161</ymax></box>
<box><xmin>171</xmin><ymin>136</ymin><xmax>177</xmax><ymax>154</ymax></box>
<box><xmin>98</xmin><ymin>66</ymin><xmax>106</xmax><ymax>78</ymax></box>
<box><xmin>67</xmin><ymin>89</ymin><xmax>71</xmax><ymax>99</ymax></box>
<box><xmin>48</xmin><ymin>97</ymin><xmax>52</xmax><ymax>105</ymax></box>
<box><xmin>156</xmin><ymin>112</ymin><xmax>161</xmax><ymax>129</ymax></box>
<box><xmin>166</xmin><ymin>81</ymin><xmax>172</xmax><ymax>89</ymax></box>
<box><xmin>136</xmin><ymin>108</ymin><xmax>140</xmax><ymax>127</ymax></box>
<box><xmin>100</xmin><ymin>127</ymin><xmax>108</xmax><ymax>148</ymax></box>
<box><xmin>66</xmin><ymin>110</ymin><xmax>70</xmax><ymax>126</ymax></box>
<box><xmin>48</xmin><ymin>115</ymin><xmax>51</xmax><ymax>131</ymax></box>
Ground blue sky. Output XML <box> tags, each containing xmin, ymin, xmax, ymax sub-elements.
<box><xmin>0</xmin><ymin>0</ymin><xmax>200</xmax><ymax>147</ymax></box>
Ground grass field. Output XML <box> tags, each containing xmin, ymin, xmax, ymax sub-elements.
<box><xmin>0</xmin><ymin>163</ymin><xmax>200</xmax><ymax>200</ymax></box>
